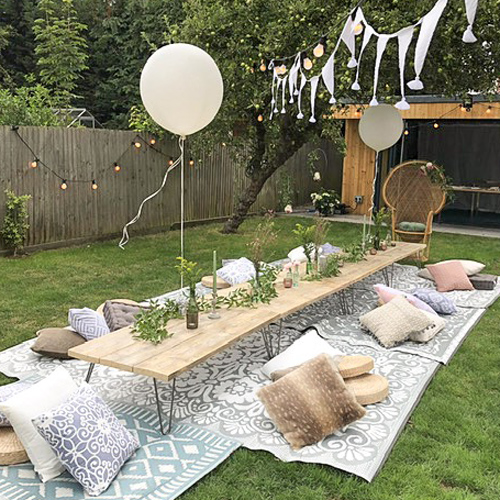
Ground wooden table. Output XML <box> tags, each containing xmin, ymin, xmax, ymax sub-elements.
<box><xmin>451</xmin><ymin>186</ymin><xmax>500</xmax><ymax>216</ymax></box>
<box><xmin>70</xmin><ymin>241</ymin><xmax>425</xmax><ymax>433</ymax></box>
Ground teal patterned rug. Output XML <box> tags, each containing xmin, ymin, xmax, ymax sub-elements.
<box><xmin>0</xmin><ymin>402</ymin><xmax>239</xmax><ymax>500</ymax></box>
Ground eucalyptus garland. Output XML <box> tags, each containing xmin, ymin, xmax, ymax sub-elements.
<box><xmin>132</xmin><ymin>300</ymin><xmax>182</xmax><ymax>345</ymax></box>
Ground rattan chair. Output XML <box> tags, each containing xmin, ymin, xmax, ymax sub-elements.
<box><xmin>382</xmin><ymin>160</ymin><xmax>446</xmax><ymax>261</ymax></box>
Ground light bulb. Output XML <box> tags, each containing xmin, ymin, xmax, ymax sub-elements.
<box><xmin>461</xmin><ymin>105</ymin><xmax>466</xmax><ymax>112</ymax></box>
<box><xmin>114</xmin><ymin>162</ymin><xmax>121</xmax><ymax>172</ymax></box>
<box><xmin>433</xmin><ymin>122</ymin><xmax>440</xmax><ymax>129</ymax></box>
<box><xmin>189</xmin><ymin>158</ymin><xmax>195</xmax><ymax>167</ymax></box>
<box><xmin>303</xmin><ymin>57</ymin><xmax>313</xmax><ymax>70</ymax></box>
<box><xmin>486</xmin><ymin>106</ymin><xmax>492</xmax><ymax>114</ymax></box>
<box><xmin>354</xmin><ymin>22</ymin><xmax>364</xmax><ymax>35</ymax></box>
<box><xmin>276</xmin><ymin>64</ymin><xmax>286</xmax><ymax>75</ymax></box>
<box><xmin>91</xmin><ymin>180</ymin><xmax>98</xmax><ymax>191</ymax></box>
<box><xmin>404</xmin><ymin>129</ymin><xmax>409</xmax><ymax>136</ymax></box>
<box><xmin>30</xmin><ymin>159</ymin><xmax>38</xmax><ymax>169</ymax></box>
<box><xmin>60</xmin><ymin>180</ymin><xmax>68</xmax><ymax>190</ymax></box>
<box><xmin>257</xmin><ymin>114</ymin><xmax>264</xmax><ymax>122</ymax></box>
<box><xmin>354</xmin><ymin>108</ymin><xmax>362</xmax><ymax>118</ymax></box>
<box><xmin>259</xmin><ymin>61</ymin><xmax>267</xmax><ymax>72</ymax></box>
<box><xmin>168</xmin><ymin>157</ymin><xmax>174</xmax><ymax>166</ymax></box>
<box><xmin>313</xmin><ymin>43</ymin><xmax>324</xmax><ymax>58</ymax></box>
<box><xmin>134</xmin><ymin>141</ymin><xmax>141</xmax><ymax>148</ymax></box>
<box><xmin>149</xmin><ymin>138</ymin><xmax>156</xmax><ymax>145</ymax></box>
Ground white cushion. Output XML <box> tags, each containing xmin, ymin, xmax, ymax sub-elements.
<box><xmin>216</xmin><ymin>257</ymin><xmax>255</xmax><ymax>286</ymax></box>
<box><xmin>0</xmin><ymin>366</ymin><xmax>78</xmax><ymax>482</ymax></box>
<box><xmin>418</xmin><ymin>260</ymin><xmax>485</xmax><ymax>281</ymax></box>
<box><xmin>409</xmin><ymin>310</ymin><xmax>446</xmax><ymax>342</ymax></box>
<box><xmin>68</xmin><ymin>307</ymin><xmax>110</xmax><ymax>341</ymax></box>
<box><xmin>287</xmin><ymin>245</ymin><xmax>323</xmax><ymax>263</ymax></box>
<box><xmin>261</xmin><ymin>330</ymin><xmax>342</xmax><ymax>379</ymax></box>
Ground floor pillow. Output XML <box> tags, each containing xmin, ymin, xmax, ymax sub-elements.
<box><xmin>102</xmin><ymin>301</ymin><xmax>149</xmax><ymax>332</ymax></box>
<box><xmin>257</xmin><ymin>354</ymin><xmax>366</xmax><ymax>449</ymax></box>
<box><xmin>0</xmin><ymin>380</ymin><xmax>33</xmax><ymax>426</ymax></box>
<box><xmin>426</xmin><ymin>261</ymin><xmax>474</xmax><ymax>292</ymax></box>
<box><xmin>411</xmin><ymin>288</ymin><xmax>457</xmax><ymax>315</ymax></box>
<box><xmin>68</xmin><ymin>307</ymin><xmax>110</xmax><ymax>341</ymax></box>
<box><xmin>0</xmin><ymin>367</ymin><xmax>78</xmax><ymax>482</ymax></box>
<box><xmin>216</xmin><ymin>257</ymin><xmax>256</xmax><ymax>286</ymax></box>
<box><xmin>31</xmin><ymin>328</ymin><xmax>86</xmax><ymax>359</ymax></box>
<box><xmin>360</xmin><ymin>295</ymin><xmax>434</xmax><ymax>348</ymax></box>
<box><xmin>409</xmin><ymin>310</ymin><xmax>447</xmax><ymax>343</ymax></box>
<box><xmin>469</xmin><ymin>274</ymin><xmax>498</xmax><ymax>291</ymax></box>
<box><xmin>374</xmin><ymin>284</ymin><xmax>437</xmax><ymax>315</ymax></box>
<box><xmin>418</xmin><ymin>259</ymin><xmax>485</xmax><ymax>280</ymax></box>
<box><xmin>33</xmin><ymin>383</ymin><xmax>139</xmax><ymax>497</ymax></box>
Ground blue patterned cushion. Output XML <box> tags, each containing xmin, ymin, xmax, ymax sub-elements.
<box><xmin>33</xmin><ymin>383</ymin><xmax>139</xmax><ymax>497</ymax></box>
<box><xmin>321</xmin><ymin>243</ymin><xmax>342</xmax><ymax>255</ymax></box>
<box><xmin>216</xmin><ymin>257</ymin><xmax>256</xmax><ymax>286</ymax></box>
<box><xmin>0</xmin><ymin>380</ymin><xmax>32</xmax><ymax>426</ymax></box>
<box><xmin>68</xmin><ymin>308</ymin><xmax>110</xmax><ymax>341</ymax></box>
<box><xmin>412</xmin><ymin>288</ymin><xmax>457</xmax><ymax>315</ymax></box>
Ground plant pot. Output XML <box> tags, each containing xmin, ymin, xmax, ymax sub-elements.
<box><xmin>369</xmin><ymin>248</ymin><xmax>378</xmax><ymax>255</ymax></box>
<box><xmin>380</xmin><ymin>242</ymin><xmax>388</xmax><ymax>251</ymax></box>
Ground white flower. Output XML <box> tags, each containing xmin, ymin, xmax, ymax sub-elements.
<box><xmin>426</xmin><ymin>162</ymin><xmax>433</xmax><ymax>168</ymax></box>
<box><xmin>284</xmin><ymin>204</ymin><xmax>293</xmax><ymax>213</ymax></box>
<box><xmin>313</xmin><ymin>171</ymin><xmax>321</xmax><ymax>181</ymax></box>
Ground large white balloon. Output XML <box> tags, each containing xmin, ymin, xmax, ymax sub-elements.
<box><xmin>140</xmin><ymin>43</ymin><xmax>224</xmax><ymax>137</ymax></box>
<box><xmin>358</xmin><ymin>104</ymin><xmax>404</xmax><ymax>152</ymax></box>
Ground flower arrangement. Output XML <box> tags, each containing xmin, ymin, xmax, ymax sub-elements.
<box><xmin>292</xmin><ymin>223</ymin><xmax>315</xmax><ymax>272</ymax></box>
<box><xmin>420</xmin><ymin>162</ymin><xmax>454</xmax><ymax>201</ymax></box>
<box><xmin>311</xmin><ymin>189</ymin><xmax>340</xmax><ymax>216</ymax></box>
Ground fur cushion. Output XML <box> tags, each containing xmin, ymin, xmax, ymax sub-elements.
<box><xmin>426</xmin><ymin>261</ymin><xmax>474</xmax><ymax>292</ymax></box>
<box><xmin>102</xmin><ymin>301</ymin><xmax>149</xmax><ymax>332</ymax></box>
<box><xmin>257</xmin><ymin>354</ymin><xmax>366</xmax><ymax>449</ymax></box>
<box><xmin>360</xmin><ymin>295</ymin><xmax>434</xmax><ymax>348</ymax></box>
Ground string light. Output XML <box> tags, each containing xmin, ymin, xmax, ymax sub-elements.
<box><xmin>433</xmin><ymin>121</ymin><xmax>440</xmax><ymax>129</ymax></box>
<box><xmin>29</xmin><ymin>158</ymin><xmax>38</xmax><ymax>169</ymax></box>
<box><xmin>257</xmin><ymin>114</ymin><xmax>264</xmax><ymax>122</ymax></box>
<box><xmin>313</xmin><ymin>37</ymin><xmax>326</xmax><ymax>58</ymax></box>
<box><xmin>303</xmin><ymin>57</ymin><xmax>313</xmax><ymax>70</ymax></box>
<box><xmin>91</xmin><ymin>180</ymin><xmax>98</xmax><ymax>191</ymax></box>
<box><xmin>404</xmin><ymin>128</ymin><xmax>409</xmax><ymax>136</ymax></box>
<box><xmin>114</xmin><ymin>162</ymin><xmax>121</xmax><ymax>172</ymax></box>
<box><xmin>149</xmin><ymin>138</ymin><xmax>156</xmax><ymax>145</ymax></box>
<box><xmin>354</xmin><ymin>107</ymin><xmax>362</xmax><ymax>118</ymax></box>
<box><xmin>259</xmin><ymin>60</ymin><xmax>267</xmax><ymax>72</ymax></box>
<box><xmin>486</xmin><ymin>106</ymin><xmax>492</xmax><ymax>114</ymax></box>
<box><xmin>168</xmin><ymin>157</ymin><xmax>174</xmax><ymax>166</ymax></box>
<box><xmin>354</xmin><ymin>22</ymin><xmax>364</xmax><ymax>35</ymax></box>
<box><xmin>60</xmin><ymin>180</ymin><xmax>68</xmax><ymax>190</ymax></box>
<box><xmin>460</xmin><ymin>104</ymin><xmax>467</xmax><ymax>112</ymax></box>
<box><xmin>133</xmin><ymin>141</ymin><xmax>142</xmax><ymax>149</ymax></box>
<box><xmin>189</xmin><ymin>158</ymin><xmax>195</xmax><ymax>167</ymax></box>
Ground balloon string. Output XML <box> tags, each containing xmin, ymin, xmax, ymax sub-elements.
<box><xmin>119</xmin><ymin>149</ymin><xmax>182</xmax><ymax>249</ymax></box>
<box><xmin>179</xmin><ymin>136</ymin><xmax>185</xmax><ymax>288</ymax></box>
<box><xmin>367</xmin><ymin>151</ymin><xmax>379</xmax><ymax>233</ymax></box>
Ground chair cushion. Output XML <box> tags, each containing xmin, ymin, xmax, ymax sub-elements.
<box><xmin>418</xmin><ymin>259</ymin><xmax>485</xmax><ymax>280</ymax></box>
<box><xmin>409</xmin><ymin>310</ymin><xmax>447</xmax><ymax>343</ymax></box>
<box><xmin>68</xmin><ymin>307</ymin><xmax>110</xmax><ymax>341</ymax></box>
<box><xmin>0</xmin><ymin>380</ymin><xmax>33</xmax><ymax>426</ymax></box>
<box><xmin>33</xmin><ymin>383</ymin><xmax>139</xmax><ymax>497</ymax></box>
<box><xmin>102</xmin><ymin>301</ymin><xmax>149</xmax><ymax>332</ymax></box>
<box><xmin>374</xmin><ymin>284</ymin><xmax>437</xmax><ymax>315</ymax></box>
<box><xmin>257</xmin><ymin>354</ymin><xmax>366</xmax><ymax>449</ymax></box>
<box><xmin>398</xmin><ymin>221</ymin><xmax>427</xmax><ymax>232</ymax></box>
<box><xmin>216</xmin><ymin>257</ymin><xmax>256</xmax><ymax>286</ymax></box>
<box><xmin>0</xmin><ymin>367</ymin><xmax>78</xmax><ymax>482</ymax></box>
<box><xmin>360</xmin><ymin>295</ymin><xmax>434</xmax><ymax>348</ymax></box>
<box><xmin>31</xmin><ymin>328</ymin><xmax>86</xmax><ymax>359</ymax></box>
<box><xmin>426</xmin><ymin>261</ymin><xmax>474</xmax><ymax>292</ymax></box>
<box><xmin>469</xmin><ymin>274</ymin><xmax>498</xmax><ymax>291</ymax></box>
<box><xmin>411</xmin><ymin>288</ymin><xmax>457</xmax><ymax>315</ymax></box>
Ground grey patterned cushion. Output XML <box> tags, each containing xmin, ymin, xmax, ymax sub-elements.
<box><xmin>216</xmin><ymin>257</ymin><xmax>255</xmax><ymax>286</ymax></box>
<box><xmin>469</xmin><ymin>274</ymin><xmax>498</xmax><ymax>290</ymax></box>
<box><xmin>33</xmin><ymin>383</ymin><xmax>139</xmax><ymax>496</ymax></box>
<box><xmin>411</xmin><ymin>288</ymin><xmax>457</xmax><ymax>315</ymax></box>
<box><xmin>68</xmin><ymin>308</ymin><xmax>110</xmax><ymax>341</ymax></box>
<box><xmin>103</xmin><ymin>301</ymin><xmax>149</xmax><ymax>332</ymax></box>
<box><xmin>360</xmin><ymin>295</ymin><xmax>434</xmax><ymax>348</ymax></box>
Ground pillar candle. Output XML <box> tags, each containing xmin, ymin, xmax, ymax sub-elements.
<box><xmin>212</xmin><ymin>250</ymin><xmax>217</xmax><ymax>295</ymax></box>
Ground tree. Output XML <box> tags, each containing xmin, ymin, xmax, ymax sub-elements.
<box><xmin>33</xmin><ymin>0</ymin><xmax>88</xmax><ymax>106</ymax></box>
<box><xmin>162</xmin><ymin>0</ymin><xmax>499</xmax><ymax>233</ymax></box>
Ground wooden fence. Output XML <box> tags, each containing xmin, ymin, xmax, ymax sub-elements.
<box><xmin>0</xmin><ymin>126</ymin><xmax>342</xmax><ymax>250</ymax></box>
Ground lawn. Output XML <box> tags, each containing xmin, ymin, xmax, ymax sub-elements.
<box><xmin>1</xmin><ymin>215</ymin><xmax>499</xmax><ymax>500</ymax></box>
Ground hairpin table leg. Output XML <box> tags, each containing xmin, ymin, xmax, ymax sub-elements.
<box><xmin>85</xmin><ymin>363</ymin><xmax>95</xmax><ymax>383</ymax></box>
<box><xmin>154</xmin><ymin>378</ymin><xmax>176</xmax><ymax>435</ymax></box>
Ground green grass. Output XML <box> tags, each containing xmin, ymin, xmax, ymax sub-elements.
<box><xmin>1</xmin><ymin>216</ymin><xmax>499</xmax><ymax>499</ymax></box>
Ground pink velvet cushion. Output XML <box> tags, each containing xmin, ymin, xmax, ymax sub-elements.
<box><xmin>426</xmin><ymin>261</ymin><xmax>474</xmax><ymax>292</ymax></box>
<box><xmin>374</xmin><ymin>284</ymin><xmax>437</xmax><ymax>315</ymax></box>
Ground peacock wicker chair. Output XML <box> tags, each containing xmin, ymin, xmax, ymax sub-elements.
<box><xmin>382</xmin><ymin>160</ymin><xmax>446</xmax><ymax>261</ymax></box>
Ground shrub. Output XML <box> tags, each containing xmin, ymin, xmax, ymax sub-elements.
<box><xmin>1</xmin><ymin>190</ymin><xmax>31</xmax><ymax>255</ymax></box>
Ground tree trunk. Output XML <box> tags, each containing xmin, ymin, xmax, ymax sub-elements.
<box><xmin>222</xmin><ymin>115</ymin><xmax>311</xmax><ymax>234</ymax></box>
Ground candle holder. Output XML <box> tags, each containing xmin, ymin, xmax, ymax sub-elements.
<box><xmin>208</xmin><ymin>292</ymin><xmax>221</xmax><ymax>320</ymax></box>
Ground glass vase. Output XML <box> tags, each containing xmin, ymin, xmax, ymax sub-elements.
<box><xmin>306</xmin><ymin>260</ymin><xmax>313</xmax><ymax>275</ymax></box>
<box><xmin>186</xmin><ymin>288</ymin><xmax>199</xmax><ymax>330</ymax></box>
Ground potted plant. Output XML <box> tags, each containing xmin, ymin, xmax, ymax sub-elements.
<box><xmin>176</xmin><ymin>257</ymin><xmax>203</xmax><ymax>329</ymax></box>
<box><xmin>310</xmin><ymin>189</ymin><xmax>340</xmax><ymax>216</ymax></box>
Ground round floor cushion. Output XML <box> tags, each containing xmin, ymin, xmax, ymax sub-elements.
<box><xmin>0</xmin><ymin>427</ymin><xmax>29</xmax><ymax>465</ymax></box>
<box><xmin>96</xmin><ymin>299</ymin><xmax>140</xmax><ymax>316</ymax></box>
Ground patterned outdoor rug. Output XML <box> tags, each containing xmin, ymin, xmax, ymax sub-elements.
<box><xmin>0</xmin><ymin>402</ymin><xmax>239</xmax><ymax>500</ymax></box>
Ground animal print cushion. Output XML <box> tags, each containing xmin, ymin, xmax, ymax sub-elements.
<box><xmin>257</xmin><ymin>354</ymin><xmax>366</xmax><ymax>449</ymax></box>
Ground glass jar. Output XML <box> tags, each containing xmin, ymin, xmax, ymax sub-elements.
<box><xmin>284</xmin><ymin>270</ymin><xmax>293</xmax><ymax>288</ymax></box>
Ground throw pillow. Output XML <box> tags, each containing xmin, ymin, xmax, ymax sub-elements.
<box><xmin>374</xmin><ymin>284</ymin><xmax>437</xmax><ymax>315</ymax></box>
<box><xmin>261</xmin><ymin>330</ymin><xmax>342</xmax><ymax>379</ymax></box>
<box><xmin>426</xmin><ymin>261</ymin><xmax>474</xmax><ymax>292</ymax></box>
<box><xmin>68</xmin><ymin>307</ymin><xmax>110</xmax><ymax>341</ymax></box>
<box><xmin>418</xmin><ymin>259</ymin><xmax>485</xmax><ymax>280</ymax></box>
<box><xmin>469</xmin><ymin>274</ymin><xmax>498</xmax><ymax>291</ymax></box>
<box><xmin>33</xmin><ymin>383</ymin><xmax>139</xmax><ymax>497</ymax></box>
<box><xmin>287</xmin><ymin>245</ymin><xmax>323</xmax><ymax>263</ymax></box>
<box><xmin>31</xmin><ymin>328</ymin><xmax>86</xmax><ymax>359</ymax></box>
<box><xmin>216</xmin><ymin>257</ymin><xmax>256</xmax><ymax>286</ymax></box>
<box><xmin>398</xmin><ymin>221</ymin><xmax>426</xmax><ymax>232</ymax></box>
<box><xmin>257</xmin><ymin>354</ymin><xmax>366</xmax><ymax>449</ymax></box>
<box><xmin>0</xmin><ymin>366</ymin><xmax>78</xmax><ymax>482</ymax></box>
<box><xmin>360</xmin><ymin>295</ymin><xmax>434</xmax><ymax>348</ymax></box>
<box><xmin>102</xmin><ymin>301</ymin><xmax>149</xmax><ymax>332</ymax></box>
<box><xmin>409</xmin><ymin>310</ymin><xmax>446</xmax><ymax>342</ymax></box>
<box><xmin>0</xmin><ymin>380</ymin><xmax>33</xmax><ymax>426</ymax></box>
<box><xmin>411</xmin><ymin>288</ymin><xmax>457</xmax><ymax>315</ymax></box>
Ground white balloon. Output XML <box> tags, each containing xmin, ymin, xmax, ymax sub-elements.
<box><xmin>140</xmin><ymin>43</ymin><xmax>224</xmax><ymax>137</ymax></box>
<box><xmin>358</xmin><ymin>104</ymin><xmax>404</xmax><ymax>152</ymax></box>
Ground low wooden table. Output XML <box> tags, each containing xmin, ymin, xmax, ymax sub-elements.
<box><xmin>69</xmin><ymin>242</ymin><xmax>425</xmax><ymax>433</ymax></box>
<box><xmin>450</xmin><ymin>186</ymin><xmax>500</xmax><ymax>216</ymax></box>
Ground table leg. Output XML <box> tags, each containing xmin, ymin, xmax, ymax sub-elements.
<box><xmin>85</xmin><ymin>363</ymin><xmax>95</xmax><ymax>383</ymax></box>
<box><xmin>261</xmin><ymin>319</ymin><xmax>283</xmax><ymax>359</ymax></box>
<box><xmin>153</xmin><ymin>378</ymin><xmax>176</xmax><ymax>435</ymax></box>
